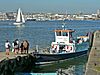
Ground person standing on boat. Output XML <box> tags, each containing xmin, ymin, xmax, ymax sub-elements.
<box><xmin>5</xmin><ymin>40</ymin><xmax>11</xmax><ymax>55</ymax></box>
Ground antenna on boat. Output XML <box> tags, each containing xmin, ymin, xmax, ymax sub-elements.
<box><xmin>62</xmin><ymin>22</ymin><xmax>66</xmax><ymax>30</ymax></box>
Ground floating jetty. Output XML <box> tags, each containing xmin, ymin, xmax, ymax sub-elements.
<box><xmin>0</xmin><ymin>51</ymin><xmax>36</xmax><ymax>75</ymax></box>
<box><xmin>85</xmin><ymin>30</ymin><xmax>100</xmax><ymax>75</ymax></box>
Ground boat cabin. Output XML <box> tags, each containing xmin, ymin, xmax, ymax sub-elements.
<box><xmin>50</xmin><ymin>29</ymin><xmax>76</xmax><ymax>54</ymax></box>
<box><xmin>54</xmin><ymin>29</ymin><xmax>74</xmax><ymax>43</ymax></box>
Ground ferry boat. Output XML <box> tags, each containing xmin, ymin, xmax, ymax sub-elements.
<box><xmin>34</xmin><ymin>26</ymin><xmax>89</xmax><ymax>62</ymax></box>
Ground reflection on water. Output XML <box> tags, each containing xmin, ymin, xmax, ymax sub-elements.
<box><xmin>15</xmin><ymin>24</ymin><xmax>25</xmax><ymax>28</ymax></box>
<box><xmin>16</xmin><ymin>55</ymin><xmax>87</xmax><ymax>75</ymax></box>
<box><xmin>36</xmin><ymin>55</ymin><xmax>88</xmax><ymax>75</ymax></box>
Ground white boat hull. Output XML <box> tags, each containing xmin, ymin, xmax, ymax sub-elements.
<box><xmin>13</xmin><ymin>22</ymin><xmax>24</xmax><ymax>25</ymax></box>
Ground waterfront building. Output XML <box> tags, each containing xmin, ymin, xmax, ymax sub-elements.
<box><xmin>97</xmin><ymin>9</ymin><xmax>100</xmax><ymax>18</ymax></box>
<box><xmin>6</xmin><ymin>12</ymin><xmax>15</xmax><ymax>20</ymax></box>
<box><xmin>97</xmin><ymin>9</ymin><xmax>100</xmax><ymax>15</ymax></box>
<box><xmin>0</xmin><ymin>12</ymin><xmax>8</xmax><ymax>20</ymax></box>
<box><xmin>0</xmin><ymin>10</ymin><xmax>100</xmax><ymax>21</ymax></box>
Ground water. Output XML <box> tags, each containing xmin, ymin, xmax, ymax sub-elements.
<box><xmin>0</xmin><ymin>20</ymin><xmax>100</xmax><ymax>74</ymax></box>
<box><xmin>0</xmin><ymin>20</ymin><xmax>100</xmax><ymax>51</ymax></box>
<box><xmin>37</xmin><ymin>55</ymin><xmax>88</xmax><ymax>75</ymax></box>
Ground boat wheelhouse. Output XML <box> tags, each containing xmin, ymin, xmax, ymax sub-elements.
<box><xmin>50</xmin><ymin>28</ymin><xmax>76</xmax><ymax>54</ymax></box>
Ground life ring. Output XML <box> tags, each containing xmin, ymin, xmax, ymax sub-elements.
<box><xmin>52</xmin><ymin>45</ymin><xmax>54</xmax><ymax>48</ymax></box>
<box><xmin>70</xmin><ymin>47</ymin><xmax>72</xmax><ymax>50</ymax></box>
<box><xmin>55</xmin><ymin>46</ymin><xmax>57</xmax><ymax>49</ymax></box>
<box><xmin>66</xmin><ymin>46</ymin><xmax>72</xmax><ymax>50</ymax></box>
<box><xmin>67</xmin><ymin>46</ymin><xmax>69</xmax><ymax>49</ymax></box>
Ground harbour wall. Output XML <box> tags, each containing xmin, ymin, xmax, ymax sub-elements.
<box><xmin>0</xmin><ymin>54</ymin><xmax>36</xmax><ymax>75</ymax></box>
<box><xmin>85</xmin><ymin>30</ymin><xmax>100</xmax><ymax>75</ymax></box>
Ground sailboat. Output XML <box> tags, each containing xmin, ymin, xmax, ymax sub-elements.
<box><xmin>13</xmin><ymin>8</ymin><xmax>25</xmax><ymax>25</ymax></box>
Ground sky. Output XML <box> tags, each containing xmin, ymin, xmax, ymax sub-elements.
<box><xmin>0</xmin><ymin>0</ymin><xmax>100</xmax><ymax>14</ymax></box>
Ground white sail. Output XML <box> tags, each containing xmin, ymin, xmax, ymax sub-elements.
<box><xmin>14</xmin><ymin>8</ymin><xmax>25</xmax><ymax>25</ymax></box>
<box><xmin>20</xmin><ymin>10</ymin><xmax>25</xmax><ymax>23</ymax></box>
<box><xmin>16</xmin><ymin>8</ymin><xmax>21</xmax><ymax>22</ymax></box>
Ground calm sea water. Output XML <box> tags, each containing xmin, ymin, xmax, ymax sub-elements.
<box><xmin>0</xmin><ymin>20</ymin><xmax>100</xmax><ymax>51</ymax></box>
<box><xmin>1</xmin><ymin>20</ymin><xmax>100</xmax><ymax>75</ymax></box>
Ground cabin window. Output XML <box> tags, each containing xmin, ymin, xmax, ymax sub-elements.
<box><xmin>63</xmin><ymin>32</ymin><xmax>68</xmax><ymax>36</ymax></box>
<box><xmin>56</xmin><ymin>32</ymin><xmax>61</xmax><ymax>36</ymax></box>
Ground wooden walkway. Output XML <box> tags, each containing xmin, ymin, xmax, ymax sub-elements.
<box><xmin>85</xmin><ymin>30</ymin><xmax>100</xmax><ymax>75</ymax></box>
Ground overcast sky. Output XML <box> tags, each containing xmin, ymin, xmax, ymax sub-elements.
<box><xmin>0</xmin><ymin>0</ymin><xmax>100</xmax><ymax>13</ymax></box>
